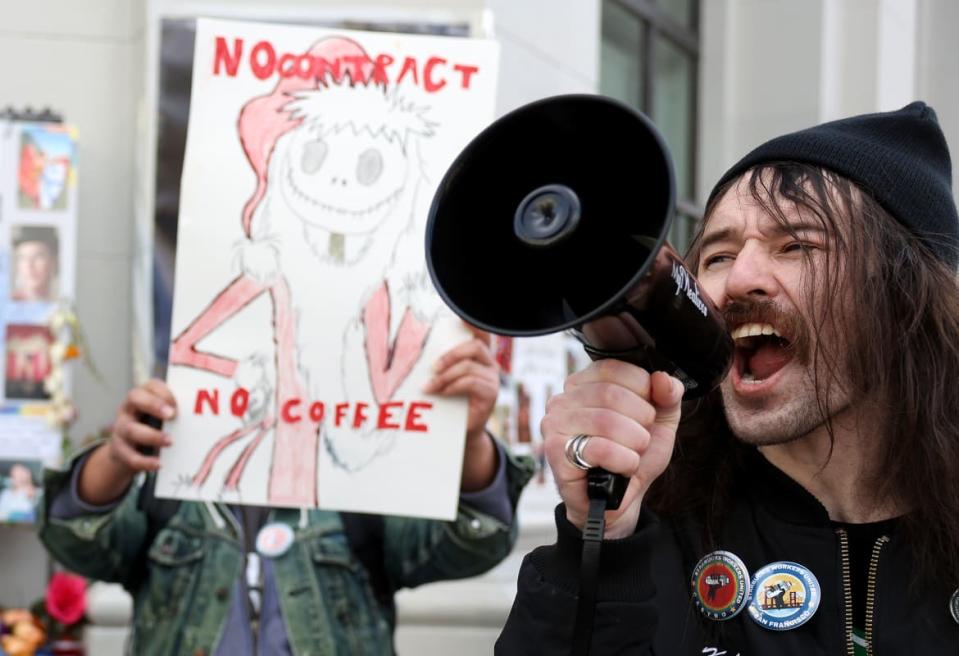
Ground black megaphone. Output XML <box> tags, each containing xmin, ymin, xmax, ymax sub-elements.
<box><xmin>425</xmin><ymin>94</ymin><xmax>733</xmax><ymax>508</ymax></box>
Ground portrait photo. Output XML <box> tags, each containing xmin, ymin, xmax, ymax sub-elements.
<box><xmin>0</xmin><ymin>459</ymin><xmax>42</xmax><ymax>524</ymax></box>
<box><xmin>17</xmin><ymin>125</ymin><xmax>75</xmax><ymax>211</ymax></box>
<box><xmin>4</xmin><ymin>324</ymin><xmax>54</xmax><ymax>400</ymax></box>
<box><xmin>10</xmin><ymin>225</ymin><xmax>60</xmax><ymax>302</ymax></box>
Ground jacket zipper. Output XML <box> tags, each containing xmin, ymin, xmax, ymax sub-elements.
<box><xmin>837</xmin><ymin>528</ymin><xmax>855</xmax><ymax>656</ymax></box>
<box><xmin>864</xmin><ymin>535</ymin><xmax>890</xmax><ymax>655</ymax></box>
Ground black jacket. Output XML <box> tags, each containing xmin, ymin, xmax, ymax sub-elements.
<box><xmin>496</xmin><ymin>449</ymin><xmax>959</xmax><ymax>654</ymax></box>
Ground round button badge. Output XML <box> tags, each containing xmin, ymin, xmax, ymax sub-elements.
<box><xmin>748</xmin><ymin>561</ymin><xmax>821</xmax><ymax>631</ymax></box>
<box><xmin>949</xmin><ymin>588</ymin><xmax>959</xmax><ymax>625</ymax></box>
<box><xmin>255</xmin><ymin>522</ymin><xmax>295</xmax><ymax>558</ymax></box>
<box><xmin>691</xmin><ymin>550</ymin><xmax>751</xmax><ymax>620</ymax></box>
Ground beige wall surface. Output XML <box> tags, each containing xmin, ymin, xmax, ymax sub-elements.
<box><xmin>699</xmin><ymin>0</ymin><xmax>958</xmax><ymax>209</ymax></box>
<box><xmin>918</xmin><ymin>0</ymin><xmax>959</xmax><ymax>201</ymax></box>
<box><xmin>0</xmin><ymin>0</ymin><xmax>143</xmax><ymax>606</ymax></box>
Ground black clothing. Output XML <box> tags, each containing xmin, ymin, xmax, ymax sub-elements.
<box><xmin>496</xmin><ymin>449</ymin><xmax>959</xmax><ymax>654</ymax></box>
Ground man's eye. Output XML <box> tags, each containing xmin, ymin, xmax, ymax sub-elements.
<box><xmin>702</xmin><ymin>254</ymin><xmax>733</xmax><ymax>268</ymax></box>
<box><xmin>783</xmin><ymin>242</ymin><xmax>817</xmax><ymax>254</ymax></box>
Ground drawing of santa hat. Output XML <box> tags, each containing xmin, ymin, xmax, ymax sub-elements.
<box><xmin>237</xmin><ymin>36</ymin><xmax>376</xmax><ymax>239</ymax></box>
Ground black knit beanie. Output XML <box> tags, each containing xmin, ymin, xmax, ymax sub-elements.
<box><xmin>707</xmin><ymin>101</ymin><xmax>959</xmax><ymax>269</ymax></box>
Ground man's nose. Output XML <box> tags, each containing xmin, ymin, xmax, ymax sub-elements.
<box><xmin>723</xmin><ymin>242</ymin><xmax>778</xmax><ymax>302</ymax></box>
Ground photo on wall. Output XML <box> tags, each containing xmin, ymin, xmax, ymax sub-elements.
<box><xmin>4</xmin><ymin>324</ymin><xmax>53</xmax><ymax>401</ymax></box>
<box><xmin>9</xmin><ymin>225</ymin><xmax>59</xmax><ymax>302</ymax></box>
<box><xmin>0</xmin><ymin>458</ymin><xmax>42</xmax><ymax>524</ymax></box>
<box><xmin>17</xmin><ymin>125</ymin><xmax>75</xmax><ymax>211</ymax></box>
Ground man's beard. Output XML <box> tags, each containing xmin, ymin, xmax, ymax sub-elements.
<box><xmin>719</xmin><ymin>298</ymin><xmax>850</xmax><ymax>446</ymax></box>
<box><xmin>721</xmin><ymin>370</ymin><xmax>833</xmax><ymax>445</ymax></box>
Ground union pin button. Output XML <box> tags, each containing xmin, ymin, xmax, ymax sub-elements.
<box><xmin>691</xmin><ymin>550</ymin><xmax>751</xmax><ymax>620</ymax></box>
<box><xmin>748</xmin><ymin>561</ymin><xmax>820</xmax><ymax>631</ymax></box>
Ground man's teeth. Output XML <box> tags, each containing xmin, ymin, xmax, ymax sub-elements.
<box><xmin>731</xmin><ymin>323</ymin><xmax>780</xmax><ymax>340</ymax></box>
<box><xmin>740</xmin><ymin>371</ymin><xmax>765</xmax><ymax>384</ymax></box>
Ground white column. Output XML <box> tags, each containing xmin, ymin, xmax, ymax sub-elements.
<box><xmin>698</xmin><ymin>0</ymin><xmax>828</xmax><ymax>201</ymax></box>
<box><xmin>698</xmin><ymin>0</ymin><xmax>923</xmax><ymax>203</ymax></box>
<box><xmin>916</xmin><ymin>0</ymin><xmax>959</xmax><ymax>204</ymax></box>
<box><xmin>484</xmin><ymin>0</ymin><xmax>600</xmax><ymax>115</ymax></box>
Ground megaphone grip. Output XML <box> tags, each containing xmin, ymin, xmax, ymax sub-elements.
<box><xmin>586</xmin><ymin>467</ymin><xmax>628</xmax><ymax>511</ymax></box>
<box><xmin>573</xmin><ymin>468</ymin><xmax>628</xmax><ymax>655</ymax></box>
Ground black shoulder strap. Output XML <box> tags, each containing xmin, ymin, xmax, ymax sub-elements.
<box><xmin>137</xmin><ymin>473</ymin><xmax>181</xmax><ymax>546</ymax></box>
<box><xmin>122</xmin><ymin>473</ymin><xmax>180</xmax><ymax>589</ymax></box>
<box><xmin>132</xmin><ymin>413</ymin><xmax>182</xmax><ymax>547</ymax></box>
<box><xmin>340</xmin><ymin>512</ymin><xmax>396</xmax><ymax>628</ymax></box>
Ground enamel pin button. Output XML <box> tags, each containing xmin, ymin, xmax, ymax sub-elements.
<box><xmin>748</xmin><ymin>561</ymin><xmax>820</xmax><ymax>631</ymax></box>
<box><xmin>256</xmin><ymin>522</ymin><xmax>295</xmax><ymax>558</ymax></box>
<box><xmin>691</xmin><ymin>550</ymin><xmax>751</xmax><ymax>620</ymax></box>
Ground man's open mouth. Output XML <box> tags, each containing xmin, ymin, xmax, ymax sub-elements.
<box><xmin>732</xmin><ymin>322</ymin><xmax>795</xmax><ymax>384</ymax></box>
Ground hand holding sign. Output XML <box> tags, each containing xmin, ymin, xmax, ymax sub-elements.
<box><xmin>76</xmin><ymin>380</ymin><xmax>176</xmax><ymax>506</ymax></box>
<box><xmin>424</xmin><ymin>323</ymin><xmax>500</xmax><ymax>491</ymax></box>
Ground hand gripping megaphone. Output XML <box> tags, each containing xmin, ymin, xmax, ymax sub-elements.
<box><xmin>425</xmin><ymin>94</ymin><xmax>733</xmax><ymax>509</ymax></box>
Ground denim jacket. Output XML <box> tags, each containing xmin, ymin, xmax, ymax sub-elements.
<box><xmin>38</xmin><ymin>444</ymin><xmax>533</xmax><ymax>655</ymax></box>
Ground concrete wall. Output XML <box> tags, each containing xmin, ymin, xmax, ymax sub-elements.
<box><xmin>698</xmin><ymin>0</ymin><xmax>826</xmax><ymax>202</ymax></box>
<box><xmin>917</xmin><ymin>0</ymin><xmax>959</xmax><ymax>198</ymax></box>
<box><xmin>0</xmin><ymin>0</ymin><xmax>143</xmax><ymax>606</ymax></box>
<box><xmin>485</xmin><ymin>0</ymin><xmax>600</xmax><ymax>114</ymax></box>
<box><xmin>697</xmin><ymin>0</ymin><xmax>958</xmax><ymax>207</ymax></box>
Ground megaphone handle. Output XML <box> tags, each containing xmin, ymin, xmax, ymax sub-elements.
<box><xmin>586</xmin><ymin>467</ymin><xmax>629</xmax><ymax>511</ymax></box>
<box><xmin>572</xmin><ymin>469</ymin><xmax>629</xmax><ymax>655</ymax></box>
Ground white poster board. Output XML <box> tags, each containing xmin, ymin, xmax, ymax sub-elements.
<box><xmin>157</xmin><ymin>18</ymin><xmax>499</xmax><ymax>519</ymax></box>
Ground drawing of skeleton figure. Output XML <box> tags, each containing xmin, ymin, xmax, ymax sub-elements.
<box><xmin>170</xmin><ymin>36</ymin><xmax>440</xmax><ymax>506</ymax></box>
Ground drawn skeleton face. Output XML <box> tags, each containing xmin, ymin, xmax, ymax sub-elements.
<box><xmin>280</xmin><ymin>124</ymin><xmax>409</xmax><ymax>235</ymax></box>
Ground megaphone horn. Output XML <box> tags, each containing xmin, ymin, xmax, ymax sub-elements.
<box><xmin>426</xmin><ymin>94</ymin><xmax>733</xmax><ymax>508</ymax></box>
<box><xmin>427</xmin><ymin>94</ymin><xmax>732</xmax><ymax>390</ymax></box>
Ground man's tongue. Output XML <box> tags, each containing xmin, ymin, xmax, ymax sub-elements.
<box><xmin>744</xmin><ymin>341</ymin><xmax>792</xmax><ymax>380</ymax></box>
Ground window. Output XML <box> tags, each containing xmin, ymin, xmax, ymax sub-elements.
<box><xmin>601</xmin><ymin>0</ymin><xmax>700</xmax><ymax>252</ymax></box>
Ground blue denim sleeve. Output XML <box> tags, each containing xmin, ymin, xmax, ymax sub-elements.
<box><xmin>458</xmin><ymin>437</ymin><xmax>513</xmax><ymax>525</ymax></box>
<box><xmin>47</xmin><ymin>451</ymin><xmax>130</xmax><ymax>519</ymax></box>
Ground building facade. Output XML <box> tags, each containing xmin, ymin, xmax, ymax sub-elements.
<box><xmin>0</xmin><ymin>0</ymin><xmax>956</xmax><ymax>649</ymax></box>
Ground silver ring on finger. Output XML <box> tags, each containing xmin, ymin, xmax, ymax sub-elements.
<box><xmin>564</xmin><ymin>434</ymin><xmax>594</xmax><ymax>471</ymax></box>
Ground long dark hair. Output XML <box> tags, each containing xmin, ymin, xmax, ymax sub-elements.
<box><xmin>647</xmin><ymin>162</ymin><xmax>959</xmax><ymax>591</ymax></box>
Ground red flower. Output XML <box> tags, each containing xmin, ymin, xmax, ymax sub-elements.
<box><xmin>45</xmin><ymin>573</ymin><xmax>86</xmax><ymax>626</ymax></box>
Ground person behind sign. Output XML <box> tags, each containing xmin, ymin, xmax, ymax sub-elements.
<box><xmin>38</xmin><ymin>326</ymin><xmax>533</xmax><ymax>655</ymax></box>
<box><xmin>496</xmin><ymin>102</ymin><xmax>959</xmax><ymax>654</ymax></box>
